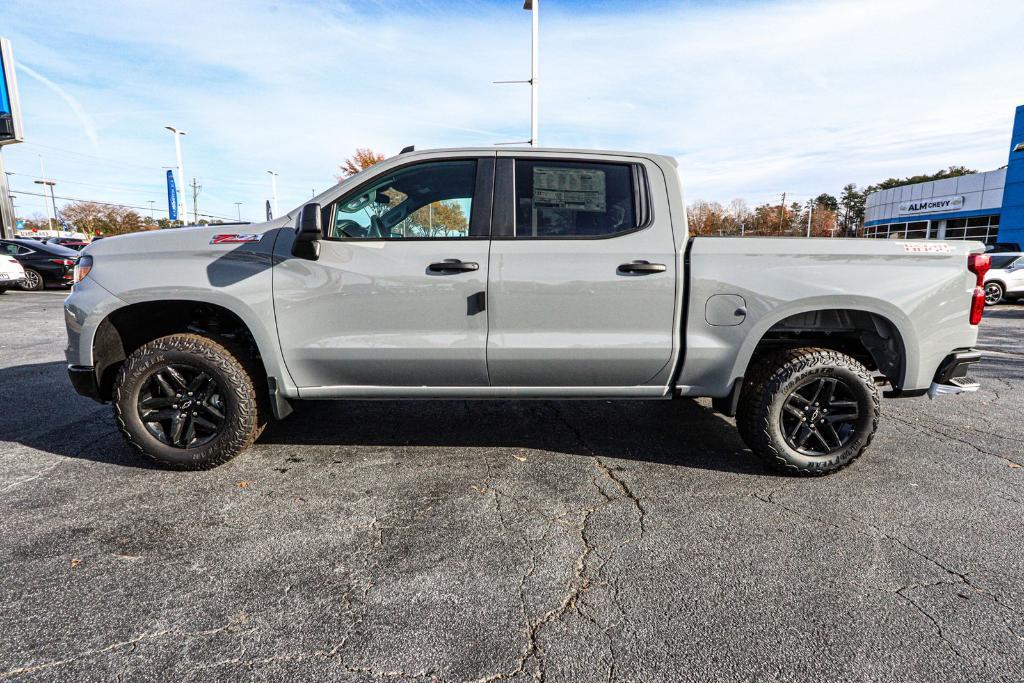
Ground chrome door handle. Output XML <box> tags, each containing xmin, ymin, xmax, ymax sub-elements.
<box><xmin>427</xmin><ymin>259</ymin><xmax>479</xmax><ymax>274</ymax></box>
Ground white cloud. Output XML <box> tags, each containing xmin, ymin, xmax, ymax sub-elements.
<box><xmin>1</xmin><ymin>0</ymin><xmax>1021</xmax><ymax>221</ymax></box>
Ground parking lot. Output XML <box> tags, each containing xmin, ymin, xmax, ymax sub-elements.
<box><xmin>1</xmin><ymin>289</ymin><xmax>1022</xmax><ymax>682</ymax></box>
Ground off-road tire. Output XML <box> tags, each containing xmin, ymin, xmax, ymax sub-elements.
<box><xmin>113</xmin><ymin>333</ymin><xmax>265</xmax><ymax>470</ymax></box>
<box><xmin>21</xmin><ymin>269</ymin><xmax>44</xmax><ymax>291</ymax></box>
<box><xmin>736</xmin><ymin>347</ymin><xmax>880</xmax><ymax>475</ymax></box>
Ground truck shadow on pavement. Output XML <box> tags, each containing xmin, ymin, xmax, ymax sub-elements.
<box><xmin>259</xmin><ymin>397</ymin><xmax>769</xmax><ymax>475</ymax></box>
<box><xmin>1</xmin><ymin>361</ymin><xmax>769</xmax><ymax>476</ymax></box>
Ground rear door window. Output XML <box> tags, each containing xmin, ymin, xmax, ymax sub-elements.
<box><xmin>513</xmin><ymin>160</ymin><xmax>641</xmax><ymax>238</ymax></box>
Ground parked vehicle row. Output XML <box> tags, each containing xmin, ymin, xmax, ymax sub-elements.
<box><xmin>0</xmin><ymin>238</ymin><xmax>79</xmax><ymax>290</ymax></box>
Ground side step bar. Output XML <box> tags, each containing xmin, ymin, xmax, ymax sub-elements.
<box><xmin>927</xmin><ymin>350</ymin><xmax>981</xmax><ymax>399</ymax></box>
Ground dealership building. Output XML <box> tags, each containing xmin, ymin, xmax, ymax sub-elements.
<box><xmin>863</xmin><ymin>105</ymin><xmax>1024</xmax><ymax>248</ymax></box>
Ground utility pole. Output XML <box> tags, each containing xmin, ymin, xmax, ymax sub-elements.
<box><xmin>266</xmin><ymin>170</ymin><xmax>278</xmax><ymax>218</ymax></box>
<box><xmin>778</xmin><ymin>192</ymin><xmax>786</xmax><ymax>234</ymax></box>
<box><xmin>190</xmin><ymin>177</ymin><xmax>201</xmax><ymax>224</ymax></box>
<box><xmin>164</xmin><ymin>126</ymin><xmax>187</xmax><ymax>224</ymax></box>
<box><xmin>234</xmin><ymin>202</ymin><xmax>243</xmax><ymax>221</ymax></box>
<box><xmin>148</xmin><ymin>200</ymin><xmax>155</xmax><ymax>219</ymax></box>
<box><xmin>806</xmin><ymin>199</ymin><xmax>814</xmax><ymax>238</ymax></box>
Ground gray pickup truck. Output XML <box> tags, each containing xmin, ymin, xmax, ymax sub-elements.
<box><xmin>64</xmin><ymin>147</ymin><xmax>990</xmax><ymax>474</ymax></box>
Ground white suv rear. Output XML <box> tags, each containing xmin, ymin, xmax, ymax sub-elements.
<box><xmin>984</xmin><ymin>252</ymin><xmax>1024</xmax><ymax>305</ymax></box>
<box><xmin>0</xmin><ymin>254</ymin><xmax>26</xmax><ymax>293</ymax></box>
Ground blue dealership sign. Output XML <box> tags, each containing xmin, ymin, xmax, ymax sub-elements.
<box><xmin>167</xmin><ymin>170</ymin><xmax>178</xmax><ymax>221</ymax></box>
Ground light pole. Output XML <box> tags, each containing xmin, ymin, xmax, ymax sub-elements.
<box><xmin>164</xmin><ymin>126</ymin><xmax>187</xmax><ymax>223</ymax></box>
<box><xmin>266</xmin><ymin>170</ymin><xmax>278</xmax><ymax>218</ymax></box>
<box><xmin>806</xmin><ymin>199</ymin><xmax>814</xmax><ymax>238</ymax></box>
<box><xmin>525</xmin><ymin>0</ymin><xmax>539</xmax><ymax>146</ymax></box>
<box><xmin>148</xmin><ymin>200</ymin><xmax>155</xmax><ymax>219</ymax></box>
<box><xmin>234</xmin><ymin>202</ymin><xmax>243</xmax><ymax>221</ymax></box>
<box><xmin>493</xmin><ymin>1</ymin><xmax>540</xmax><ymax>146</ymax></box>
<box><xmin>33</xmin><ymin>179</ymin><xmax>57</xmax><ymax>230</ymax></box>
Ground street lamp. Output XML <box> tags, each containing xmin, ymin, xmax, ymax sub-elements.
<box><xmin>164</xmin><ymin>125</ymin><xmax>187</xmax><ymax>223</ymax></box>
<box><xmin>234</xmin><ymin>202</ymin><xmax>243</xmax><ymax>221</ymax></box>
<box><xmin>266</xmin><ymin>171</ymin><xmax>278</xmax><ymax>218</ymax></box>
<box><xmin>33</xmin><ymin>178</ymin><xmax>57</xmax><ymax>230</ymax></box>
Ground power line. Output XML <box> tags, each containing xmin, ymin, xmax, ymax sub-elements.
<box><xmin>12</xmin><ymin>189</ymin><xmax>236</xmax><ymax>221</ymax></box>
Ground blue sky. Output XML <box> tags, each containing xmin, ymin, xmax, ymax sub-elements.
<box><xmin>1</xmin><ymin>0</ymin><xmax>1022</xmax><ymax>222</ymax></box>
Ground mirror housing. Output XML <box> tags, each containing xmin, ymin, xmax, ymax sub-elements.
<box><xmin>292</xmin><ymin>202</ymin><xmax>322</xmax><ymax>260</ymax></box>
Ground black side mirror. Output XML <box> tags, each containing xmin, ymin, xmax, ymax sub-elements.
<box><xmin>292</xmin><ymin>202</ymin><xmax>322</xmax><ymax>260</ymax></box>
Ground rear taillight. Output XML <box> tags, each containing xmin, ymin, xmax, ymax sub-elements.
<box><xmin>50</xmin><ymin>259</ymin><xmax>75</xmax><ymax>267</ymax></box>
<box><xmin>73</xmin><ymin>255</ymin><xmax>93</xmax><ymax>284</ymax></box>
<box><xmin>970</xmin><ymin>287</ymin><xmax>985</xmax><ymax>325</ymax></box>
<box><xmin>967</xmin><ymin>253</ymin><xmax>990</xmax><ymax>325</ymax></box>
<box><xmin>968</xmin><ymin>253</ymin><xmax>990</xmax><ymax>285</ymax></box>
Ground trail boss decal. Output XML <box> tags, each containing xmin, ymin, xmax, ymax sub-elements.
<box><xmin>903</xmin><ymin>242</ymin><xmax>952</xmax><ymax>254</ymax></box>
<box><xmin>210</xmin><ymin>233</ymin><xmax>262</xmax><ymax>244</ymax></box>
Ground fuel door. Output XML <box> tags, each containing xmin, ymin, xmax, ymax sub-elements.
<box><xmin>705</xmin><ymin>294</ymin><xmax>746</xmax><ymax>327</ymax></box>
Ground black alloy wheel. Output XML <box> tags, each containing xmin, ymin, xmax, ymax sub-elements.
<box><xmin>779</xmin><ymin>376</ymin><xmax>860</xmax><ymax>456</ymax></box>
<box><xmin>137</xmin><ymin>364</ymin><xmax>225</xmax><ymax>448</ymax></box>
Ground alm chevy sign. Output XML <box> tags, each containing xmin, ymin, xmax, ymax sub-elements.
<box><xmin>898</xmin><ymin>195</ymin><xmax>964</xmax><ymax>215</ymax></box>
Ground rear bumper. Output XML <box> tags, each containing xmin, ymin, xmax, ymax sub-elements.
<box><xmin>927</xmin><ymin>349</ymin><xmax>981</xmax><ymax>399</ymax></box>
<box><xmin>886</xmin><ymin>349</ymin><xmax>981</xmax><ymax>398</ymax></box>
<box><xmin>68</xmin><ymin>364</ymin><xmax>104</xmax><ymax>403</ymax></box>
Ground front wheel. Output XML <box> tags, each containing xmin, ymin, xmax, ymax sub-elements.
<box><xmin>736</xmin><ymin>347</ymin><xmax>880</xmax><ymax>475</ymax></box>
<box><xmin>113</xmin><ymin>333</ymin><xmax>264</xmax><ymax>469</ymax></box>
<box><xmin>984</xmin><ymin>282</ymin><xmax>1004</xmax><ymax>306</ymax></box>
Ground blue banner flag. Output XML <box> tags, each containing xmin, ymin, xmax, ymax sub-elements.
<box><xmin>167</xmin><ymin>170</ymin><xmax>178</xmax><ymax>221</ymax></box>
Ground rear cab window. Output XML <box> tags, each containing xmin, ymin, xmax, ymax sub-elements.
<box><xmin>511</xmin><ymin>159</ymin><xmax>648</xmax><ymax>238</ymax></box>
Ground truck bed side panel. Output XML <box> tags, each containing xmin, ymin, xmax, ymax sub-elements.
<box><xmin>678</xmin><ymin>237</ymin><xmax>983</xmax><ymax>397</ymax></box>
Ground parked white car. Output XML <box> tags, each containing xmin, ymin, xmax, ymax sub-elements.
<box><xmin>0</xmin><ymin>254</ymin><xmax>26</xmax><ymax>294</ymax></box>
<box><xmin>984</xmin><ymin>252</ymin><xmax>1024</xmax><ymax>305</ymax></box>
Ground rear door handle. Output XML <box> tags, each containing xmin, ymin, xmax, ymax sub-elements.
<box><xmin>428</xmin><ymin>259</ymin><xmax>479</xmax><ymax>274</ymax></box>
<box><xmin>618</xmin><ymin>260</ymin><xmax>666</xmax><ymax>275</ymax></box>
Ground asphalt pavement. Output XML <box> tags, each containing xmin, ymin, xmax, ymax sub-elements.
<box><xmin>1</xmin><ymin>290</ymin><xmax>1022</xmax><ymax>682</ymax></box>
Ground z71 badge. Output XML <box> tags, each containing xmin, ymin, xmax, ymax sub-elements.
<box><xmin>210</xmin><ymin>233</ymin><xmax>262</xmax><ymax>245</ymax></box>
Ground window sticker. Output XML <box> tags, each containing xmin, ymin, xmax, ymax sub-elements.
<box><xmin>533</xmin><ymin>167</ymin><xmax>606</xmax><ymax>213</ymax></box>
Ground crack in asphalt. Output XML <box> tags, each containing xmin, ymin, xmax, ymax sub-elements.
<box><xmin>751</xmin><ymin>487</ymin><xmax>1024</xmax><ymax>663</ymax></box>
<box><xmin>462</xmin><ymin>405</ymin><xmax>652</xmax><ymax>683</ymax></box>
<box><xmin>886</xmin><ymin>412</ymin><xmax>1023</xmax><ymax>467</ymax></box>
<box><xmin>0</xmin><ymin>614</ymin><xmax>252</xmax><ymax>679</ymax></box>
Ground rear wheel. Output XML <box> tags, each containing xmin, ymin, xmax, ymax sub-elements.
<box><xmin>20</xmin><ymin>269</ymin><xmax>44</xmax><ymax>291</ymax></box>
<box><xmin>984</xmin><ymin>281</ymin><xmax>1004</xmax><ymax>306</ymax></box>
<box><xmin>736</xmin><ymin>347</ymin><xmax>880</xmax><ymax>475</ymax></box>
<box><xmin>113</xmin><ymin>333</ymin><xmax>264</xmax><ymax>469</ymax></box>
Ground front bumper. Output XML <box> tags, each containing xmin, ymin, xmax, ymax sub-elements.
<box><xmin>68</xmin><ymin>364</ymin><xmax>104</xmax><ymax>403</ymax></box>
